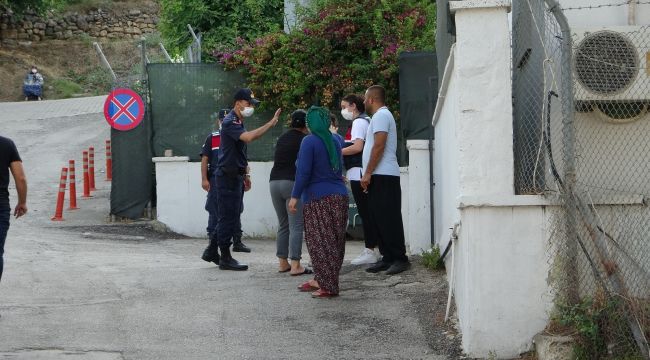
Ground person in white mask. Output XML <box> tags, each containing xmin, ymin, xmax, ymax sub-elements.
<box><xmin>207</xmin><ymin>88</ymin><xmax>281</xmax><ymax>271</ymax></box>
<box><xmin>340</xmin><ymin>94</ymin><xmax>378</xmax><ymax>265</ymax></box>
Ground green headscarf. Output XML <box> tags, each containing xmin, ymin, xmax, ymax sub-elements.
<box><xmin>306</xmin><ymin>106</ymin><xmax>340</xmax><ymax>172</ymax></box>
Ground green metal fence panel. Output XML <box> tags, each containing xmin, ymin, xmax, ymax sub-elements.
<box><xmin>147</xmin><ymin>63</ymin><xmax>283</xmax><ymax>162</ymax></box>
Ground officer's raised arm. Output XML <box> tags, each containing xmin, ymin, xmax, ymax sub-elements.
<box><xmin>239</xmin><ymin>108</ymin><xmax>281</xmax><ymax>144</ymax></box>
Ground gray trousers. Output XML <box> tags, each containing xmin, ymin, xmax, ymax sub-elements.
<box><xmin>270</xmin><ymin>180</ymin><xmax>304</xmax><ymax>260</ymax></box>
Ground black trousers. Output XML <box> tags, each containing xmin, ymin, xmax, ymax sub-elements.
<box><xmin>366</xmin><ymin>175</ymin><xmax>407</xmax><ymax>263</ymax></box>
<box><xmin>212</xmin><ymin>170</ymin><xmax>243</xmax><ymax>249</ymax></box>
<box><xmin>0</xmin><ymin>205</ymin><xmax>9</xmax><ymax>281</ymax></box>
<box><xmin>350</xmin><ymin>180</ymin><xmax>377</xmax><ymax>249</ymax></box>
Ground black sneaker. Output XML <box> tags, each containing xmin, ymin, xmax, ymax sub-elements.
<box><xmin>366</xmin><ymin>259</ymin><xmax>391</xmax><ymax>273</ymax></box>
<box><xmin>385</xmin><ymin>260</ymin><xmax>411</xmax><ymax>275</ymax></box>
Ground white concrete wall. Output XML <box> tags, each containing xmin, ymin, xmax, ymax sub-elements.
<box><xmin>153</xmin><ymin>158</ymin><xmax>277</xmax><ymax>238</ymax></box>
<box><xmin>455</xmin><ymin>203</ymin><xmax>554</xmax><ymax>357</ymax></box>
<box><xmin>431</xmin><ymin>1</ymin><xmax>555</xmax><ymax>357</ymax></box>
<box><xmin>153</xmin><ymin>158</ymin><xmax>415</xmax><ymax>250</ymax></box>
<box><xmin>454</xmin><ymin>3</ymin><xmax>514</xmax><ymax>198</ymax></box>
<box><xmin>400</xmin><ymin>167</ymin><xmax>410</xmax><ymax>247</ymax></box>
<box><xmin>429</xmin><ymin>0</ymin><xmax>650</xmax><ymax>357</ymax></box>
<box><xmin>434</xmin><ymin>51</ymin><xmax>461</xmax><ymax>250</ymax></box>
<box><xmin>406</xmin><ymin>140</ymin><xmax>433</xmax><ymax>254</ymax></box>
<box><xmin>152</xmin><ymin>157</ymin><xmax>203</xmax><ymax>237</ymax></box>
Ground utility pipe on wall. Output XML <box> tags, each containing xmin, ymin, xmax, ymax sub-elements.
<box><xmin>629</xmin><ymin>0</ymin><xmax>637</xmax><ymax>26</ymax></box>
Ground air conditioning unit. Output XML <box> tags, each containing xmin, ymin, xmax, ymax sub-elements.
<box><xmin>573</xmin><ymin>26</ymin><xmax>650</xmax><ymax>102</ymax></box>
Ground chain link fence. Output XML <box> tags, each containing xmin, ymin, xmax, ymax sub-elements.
<box><xmin>513</xmin><ymin>1</ymin><xmax>650</xmax><ymax>358</ymax></box>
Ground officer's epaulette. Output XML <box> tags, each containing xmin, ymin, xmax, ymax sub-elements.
<box><xmin>223</xmin><ymin>114</ymin><xmax>242</xmax><ymax>125</ymax></box>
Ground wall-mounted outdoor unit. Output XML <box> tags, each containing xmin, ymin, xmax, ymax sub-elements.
<box><xmin>573</xmin><ymin>26</ymin><xmax>650</xmax><ymax>122</ymax></box>
<box><xmin>573</xmin><ymin>26</ymin><xmax>650</xmax><ymax>102</ymax></box>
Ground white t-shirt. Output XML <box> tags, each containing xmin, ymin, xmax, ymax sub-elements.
<box><xmin>345</xmin><ymin>116</ymin><xmax>370</xmax><ymax>181</ymax></box>
<box><xmin>362</xmin><ymin>106</ymin><xmax>400</xmax><ymax>177</ymax></box>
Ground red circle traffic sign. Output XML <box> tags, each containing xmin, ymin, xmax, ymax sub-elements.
<box><xmin>104</xmin><ymin>88</ymin><xmax>145</xmax><ymax>131</ymax></box>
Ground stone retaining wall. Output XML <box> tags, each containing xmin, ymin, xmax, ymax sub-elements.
<box><xmin>0</xmin><ymin>8</ymin><xmax>159</xmax><ymax>44</ymax></box>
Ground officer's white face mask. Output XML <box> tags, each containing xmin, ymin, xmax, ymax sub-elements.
<box><xmin>241</xmin><ymin>106</ymin><xmax>255</xmax><ymax>117</ymax></box>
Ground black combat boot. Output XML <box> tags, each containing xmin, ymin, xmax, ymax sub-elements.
<box><xmin>232</xmin><ymin>234</ymin><xmax>251</xmax><ymax>253</ymax></box>
<box><xmin>201</xmin><ymin>234</ymin><xmax>219</xmax><ymax>265</ymax></box>
<box><xmin>219</xmin><ymin>247</ymin><xmax>248</xmax><ymax>271</ymax></box>
<box><xmin>201</xmin><ymin>246</ymin><xmax>220</xmax><ymax>265</ymax></box>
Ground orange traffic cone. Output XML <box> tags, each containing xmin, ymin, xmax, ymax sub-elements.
<box><xmin>68</xmin><ymin>160</ymin><xmax>78</xmax><ymax>210</ymax></box>
<box><xmin>52</xmin><ymin>167</ymin><xmax>68</xmax><ymax>221</ymax></box>
<box><xmin>82</xmin><ymin>150</ymin><xmax>91</xmax><ymax>198</ymax></box>
<box><xmin>105</xmin><ymin>140</ymin><xmax>112</xmax><ymax>181</ymax></box>
<box><xmin>89</xmin><ymin>146</ymin><xmax>96</xmax><ymax>191</ymax></box>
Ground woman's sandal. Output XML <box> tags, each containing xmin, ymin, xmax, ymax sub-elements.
<box><xmin>311</xmin><ymin>289</ymin><xmax>338</xmax><ymax>298</ymax></box>
<box><xmin>297</xmin><ymin>281</ymin><xmax>320</xmax><ymax>292</ymax></box>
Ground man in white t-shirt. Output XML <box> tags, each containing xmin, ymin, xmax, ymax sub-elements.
<box><xmin>360</xmin><ymin>85</ymin><xmax>409</xmax><ymax>275</ymax></box>
<box><xmin>340</xmin><ymin>94</ymin><xmax>378</xmax><ymax>265</ymax></box>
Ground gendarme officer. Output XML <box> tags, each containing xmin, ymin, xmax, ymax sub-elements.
<box><xmin>211</xmin><ymin>88</ymin><xmax>281</xmax><ymax>271</ymax></box>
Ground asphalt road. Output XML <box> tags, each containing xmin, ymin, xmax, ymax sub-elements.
<box><xmin>0</xmin><ymin>97</ymin><xmax>461</xmax><ymax>360</ymax></box>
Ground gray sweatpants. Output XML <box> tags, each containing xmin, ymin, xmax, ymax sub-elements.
<box><xmin>270</xmin><ymin>180</ymin><xmax>304</xmax><ymax>260</ymax></box>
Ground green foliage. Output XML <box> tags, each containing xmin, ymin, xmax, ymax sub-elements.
<box><xmin>144</xmin><ymin>31</ymin><xmax>163</xmax><ymax>48</ymax></box>
<box><xmin>78</xmin><ymin>33</ymin><xmax>94</xmax><ymax>46</ymax></box>
<box><xmin>216</xmin><ymin>0</ymin><xmax>435</xmax><ymax>116</ymax></box>
<box><xmin>557</xmin><ymin>297</ymin><xmax>641</xmax><ymax>360</ymax></box>
<box><xmin>159</xmin><ymin>0</ymin><xmax>284</xmax><ymax>58</ymax></box>
<box><xmin>57</xmin><ymin>0</ymin><xmax>116</xmax><ymax>13</ymax></box>
<box><xmin>67</xmin><ymin>67</ymin><xmax>113</xmax><ymax>93</ymax></box>
<box><xmin>421</xmin><ymin>245</ymin><xmax>444</xmax><ymax>271</ymax></box>
<box><xmin>0</xmin><ymin>0</ymin><xmax>58</xmax><ymax>15</ymax></box>
<box><xmin>0</xmin><ymin>0</ymin><xmax>115</xmax><ymax>16</ymax></box>
<box><xmin>50</xmin><ymin>78</ymin><xmax>83</xmax><ymax>99</ymax></box>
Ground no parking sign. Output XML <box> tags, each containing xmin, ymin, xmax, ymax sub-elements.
<box><xmin>104</xmin><ymin>88</ymin><xmax>145</xmax><ymax>131</ymax></box>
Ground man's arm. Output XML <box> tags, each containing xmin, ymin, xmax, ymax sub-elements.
<box><xmin>239</xmin><ymin>108</ymin><xmax>281</xmax><ymax>143</ymax></box>
<box><xmin>342</xmin><ymin>139</ymin><xmax>364</xmax><ymax>155</ymax></box>
<box><xmin>364</xmin><ymin>132</ymin><xmax>387</xmax><ymax>176</ymax></box>
<box><xmin>9</xmin><ymin>161</ymin><xmax>27</xmax><ymax>218</ymax></box>
<box><xmin>360</xmin><ymin>132</ymin><xmax>387</xmax><ymax>191</ymax></box>
<box><xmin>200</xmin><ymin>156</ymin><xmax>210</xmax><ymax>191</ymax></box>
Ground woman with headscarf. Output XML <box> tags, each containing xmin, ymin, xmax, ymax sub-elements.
<box><xmin>288</xmin><ymin>106</ymin><xmax>348</xmax><ymax>298</ymax></box>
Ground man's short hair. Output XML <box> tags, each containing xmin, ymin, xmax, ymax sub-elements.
<box><xmin>367</xmin><ymin>85</ymin><xmax>386</xmax><ymax>104</ymax></box>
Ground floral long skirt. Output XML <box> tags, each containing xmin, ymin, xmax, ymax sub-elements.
<box><xmin>303</xmin><ymin>194</ymin><xmax>349</xmax><ymax>294</ymax></box>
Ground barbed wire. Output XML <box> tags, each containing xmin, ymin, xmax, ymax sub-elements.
<box><xmin>561</xmin><ymin>0</ymin><xmax>650</xmax><ymax>11</ymax></box>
